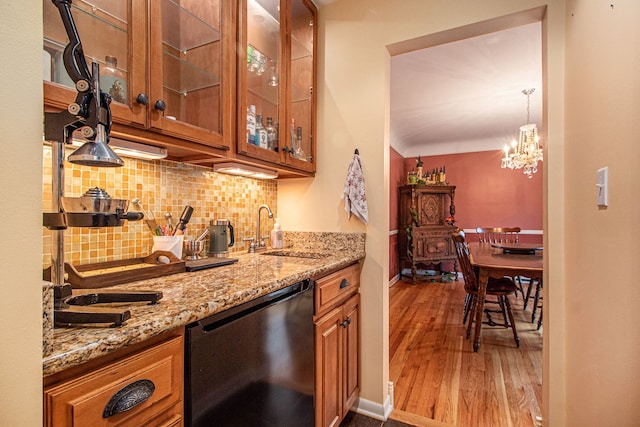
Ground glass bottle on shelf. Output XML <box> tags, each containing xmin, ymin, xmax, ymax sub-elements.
<box><xmin>100</xmin><ymin>55</ymin><xmax>127</xmax><ymax>104</ymax></box>
<box><xmin>247</xmin><ymin>105</ymin><xmax>256</xmax><ymax>145</ymax></box>
<box><xmin>295</xmin><ymin>126</ymin><xmax>306</xmax><ymax>161</ymax></box>
<box><xmin>290</xmin><ymin>118</ymin><xmax>297</xmax><ymax>155</ymax></box>
<box><xmin>247</xmin><ymin>45</ymin><xmax>254</xmax><ymax>70</ymax></box>
<box><xmin>240</xmin><ymin>0</ymin><xmax>281</xmax><ymax>160</ymax></box>
<box><xmin>266</xmin><ymin>117</ymin><xmax>278</xmax><ymax>151</ymax></box>
<box><xmin>256</xmin><ymin>114</ymin><xmax>268</xmax><ymax>149</ymax></box>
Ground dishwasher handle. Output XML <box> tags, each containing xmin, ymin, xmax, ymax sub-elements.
<box><xmin>192</xmin><ymin>279</ymin><xmax>312</xmax><ymax>334</ymax></box>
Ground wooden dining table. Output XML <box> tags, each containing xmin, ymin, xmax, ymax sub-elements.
<box><xmin>468</xmin><ymin>242</ymin><xmax>543</xmax><ymax>352</ymax></box>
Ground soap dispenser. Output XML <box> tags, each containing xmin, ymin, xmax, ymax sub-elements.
<box><xmin>271</xmin><ymin>218</ymin><xmax>284</xmax><ymax>249</ymax></box>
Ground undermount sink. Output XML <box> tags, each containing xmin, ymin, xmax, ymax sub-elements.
<box><xmin>261</xmin><ymin>250</ymin><xmax>328</xmax><ymax>259</ymax></box>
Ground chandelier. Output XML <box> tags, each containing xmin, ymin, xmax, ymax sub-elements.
<box><xmin>501</xmin><ymin>88</ymin><xmax>543</xmax><ymax>178</ymax></box>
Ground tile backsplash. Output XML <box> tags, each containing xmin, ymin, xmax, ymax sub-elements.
<box><xmin>42</xmin><ymin>146</ymin><xmax>277</xmax><ymax>268</ymax></box>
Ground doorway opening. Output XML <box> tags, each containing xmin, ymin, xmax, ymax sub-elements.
<box><xmin>387</xmin><ymin>7</ymin><xmax>546</xmax><ymax>426</ymax></box>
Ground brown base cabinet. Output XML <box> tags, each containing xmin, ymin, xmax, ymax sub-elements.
<box><xmin>314</xmin><ymin>263</ymin><xmax>361</xmax><ymax>427</ymax></box>
<box><xmin>44</xmin><ymin>331</ymin><xmax>184</xmax><ymax>427</ymax></box>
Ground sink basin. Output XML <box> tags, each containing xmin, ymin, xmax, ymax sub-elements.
<box><xmin>261</xmin><ymin>250</ymin><xmax>328</xmax><ymax>259</ymax></box>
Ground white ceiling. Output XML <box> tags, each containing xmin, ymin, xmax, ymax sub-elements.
<box><xmin>391</xmin><ymin>22</ymin><xmax>542</xmax><ymax>157</ymax></box>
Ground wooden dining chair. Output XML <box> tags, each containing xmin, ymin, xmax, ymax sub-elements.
<box><xmin>525</xmin><ymin>277</ymin><xmax>543</xmax><ymax>327</ymax></box>
<box><xmin>475</xmin><ymin>226</ymin><xmax>533</xmax><ymax>300</ymax></box>
<box><xmin>475</xmin><ymin>227</ymin><xmax>521</xmax><ymax>244</ymax></box>
<box><xmin>452</xmin><ymin>231</ymin><xmax>520</xmax><ymax>348</ymax></box>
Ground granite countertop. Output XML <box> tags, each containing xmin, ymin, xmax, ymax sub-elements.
<box><xmin>43</xmin><ymin>232</ymin><xmax>365</xmax><ymax>377</ymax></box>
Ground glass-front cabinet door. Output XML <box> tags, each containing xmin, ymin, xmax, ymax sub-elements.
<box><xmin>285</xmin><ymin>0</ymin><xmax>316</xmax><ymax>172</ymax></box>
<box><xmin>238</xmin><ymin>0</ymin><xmax>316</xmax><ymax>172</ymax></box>
<box><xmin>237</xmin><ymin>0</ymin><xmax>283</xmax><ymax>165</ymax></box>
<box><xmin>43</xmin><ymin>0</ymin><xmax>147</xmax><ymax>126</ymax></box>
<box><xmin>149</xmin><ymin>0</ymin><xmax>231</xmax><ymax>150</ymax></box>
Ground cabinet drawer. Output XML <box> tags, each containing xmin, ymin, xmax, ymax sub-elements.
<box><xmin>44</xmin><ymin>335</ymin><xmax>183</xmax><ymax>427</ymax></box>
<box><xmin>413</xmin><ymin>229</ymin><xmax>455</xmax><ymax>259</ymax></box>
<box><xmin>315</xmin><ymin>263</ymin><xmax>360</xmax><ymax>316</ymax></box>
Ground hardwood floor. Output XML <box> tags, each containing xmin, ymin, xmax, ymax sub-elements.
<box><xmin>389</xmin><ymin>278</ymin><xmax>542</xmax><ymax>427</ymax></box>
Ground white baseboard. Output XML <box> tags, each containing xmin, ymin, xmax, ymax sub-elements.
<box><xmin>389</xmin><ymin>274</ymin><xmax>400</xmax><ymax>287</ymax></box>
<box><xmin>350</xmin><ymin>381</ymin><xmax>394</xmax><ymax>421</ymax></box>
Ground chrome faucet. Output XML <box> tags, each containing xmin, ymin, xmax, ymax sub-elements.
<box><xmin>252</xmin><ymin>204</ymin><xmax>273</xmax><ymax>252</ymax></box>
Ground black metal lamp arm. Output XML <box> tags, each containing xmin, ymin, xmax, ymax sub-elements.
<box><xmin>47</xmin><ymin>0</ymin><xmax>112</xmax><ymax>143</ymax></box>
<box><xmin>51</xmin><ymin>0</ymin><xmax>91</xmax><ymax>84</ymax></box>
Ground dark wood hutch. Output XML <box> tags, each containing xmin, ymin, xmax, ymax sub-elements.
<box><xmin>397</xmin><ymin>184</ymin><xmax>458</xmax><ymax>283</ymax></box>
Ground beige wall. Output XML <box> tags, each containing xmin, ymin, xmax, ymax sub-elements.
<box><xmin>0</xmin><ymin>1</ymin><xmax>44</xmax><ymax>425</ymax></box>
<box><xmin>563</xmin><ymin>1</ymin><xmax>640</xmax><ymax>424</ymax></box>
<box><xmin>279</xmin><ymin>0</ymin><xmax>568</xmax><ymax>423</ymax></box>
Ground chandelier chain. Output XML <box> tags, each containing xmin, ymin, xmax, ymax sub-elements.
<box><xmin>523</xmin><ymin>88</ymin><xmax>534</xmax><ymax>124</ymax></box>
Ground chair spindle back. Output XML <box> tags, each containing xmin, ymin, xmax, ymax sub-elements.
<box><xmin>452</xmin><ymin>232</ymin><xmax>478</xmax><ymax>293</ymax></box>
<box><xmin>475</xmin><ymin>227</ymin><xmax>521</xmax><ymax>244</ymax></box>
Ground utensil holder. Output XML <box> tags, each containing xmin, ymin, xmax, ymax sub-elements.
<box><xmin>152</xmin><ymin>235</ymin><xmax>184</xmax><ymax>259</ymax></box>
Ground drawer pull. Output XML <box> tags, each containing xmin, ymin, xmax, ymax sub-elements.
<box><xmin>339</xmin><ymin>278</ymin><xmax>350</xmax><ymax>289</ymax></box>
<box><xmin>103</xmin><ymin>379</ymin><xmax>155</xmax><ymax>418</ymax></box>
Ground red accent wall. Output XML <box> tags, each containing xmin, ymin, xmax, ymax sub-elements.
<box><xmin>402</xmin><ymin>150</ymin><xmax>543</xmax><ymax>243</ymax></box>
<box><xmin>389</xmin><ymin>148</ymin><xmax>542</xmax><ymax>279</ymax></box>
<box><xmin>390</xmin><ymin>147</ymin><xmax>405</xmax><ymax>231</ymax></box>
<box><xmin>389</xmin><ymin>147</ymin><xmax>405</xmax><ymax>280</ymax></box>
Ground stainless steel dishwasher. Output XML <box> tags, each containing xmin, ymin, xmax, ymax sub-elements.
<box><xmin>185</xmin><ymin>279</ymin><xmax>315</xmax><ymax>426</ymax></box>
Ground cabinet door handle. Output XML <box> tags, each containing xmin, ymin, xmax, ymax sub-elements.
<box><xmin>345</xmin><ymin>317</ymin><xmax>351</xmax><ymax>325</ymax></box>
<box><xmin>340</xmin><ymin>320</ymin><xmax>348</xmax><ymax>328</ymax></box>
<box><xmin>102</xmin><ymin>379</ymin><xmax>155</xmax><ymax>418</ymax></box>
<box><xmin>135</xmin><ymin>93</ymin><xmax>149</xmax><ymax>105</ymax></box>
<box><xmin>154</xmin><ymin>99</ymin><xmax>167</xmax><ymax>112</ymax></box>
<box><xmin>339</xmin><ymin>278</ymin><xmax>349</xmax><ymax>289</ymax></box>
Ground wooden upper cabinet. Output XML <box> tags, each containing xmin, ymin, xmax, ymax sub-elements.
<box><xmin>237</xmin><ymin>0</ymin><xmax>317</xmax><ymax>173</ymax></box>
<box><xmin>237</xmin><ymin>0</ymin><xmax>283</xmax><ymax>165</ymax></box>
<box><xmin>43</xmin><ymin>0</ymin><xmax>232</xmax><ymax>151</ymax></box>
<box><xmin>284</xmin><ymin>0</ymin><xmax>316</xmax><ymax>173</ymax></box>
<box><xmin>43</xmin><ymin>0</ymin><xmax>316</xmax><ymax>173</ymax></box>
<box><xmin>148</xmin><ymin>0</ymin><xmax>232</xmax><ymax>149</ymax></box>
<box><xmin>43</xmin><ymin>0</ymin><xmax>147</xmax><ymax>127</ymax></box>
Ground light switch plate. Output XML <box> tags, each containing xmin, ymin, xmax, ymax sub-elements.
<box><xmin>597</xmin><ymin>167</ymin><xmax>608</xmax><ymax>207</ymax></box>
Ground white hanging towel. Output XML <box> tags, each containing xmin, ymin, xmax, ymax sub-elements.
<box><xmin>342</xmin><ymin>152</ymin><xmax>369</xmax><ymax>225</ymax></box>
